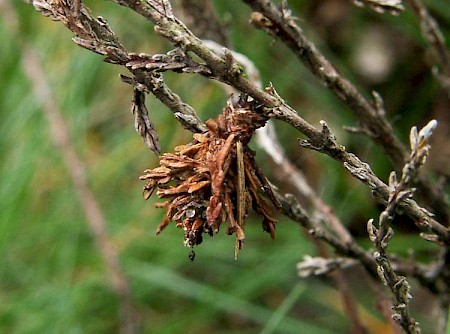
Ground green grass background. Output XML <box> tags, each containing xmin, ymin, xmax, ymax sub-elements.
<box><xmin>1</xmin><ymin>1</ymin><xmax>449</xmax><ymax>333</ymax></box>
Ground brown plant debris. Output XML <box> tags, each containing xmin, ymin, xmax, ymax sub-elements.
<box><xmin>140</xmin><ymin>96</ymin><xmax>281</xmax><ymax>259</ymax></box>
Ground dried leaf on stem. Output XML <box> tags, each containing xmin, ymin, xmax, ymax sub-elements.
<box><xmin>131</xmin><ymin>86</ymin><xmax>161</xmax><ymax>155</ymax></box>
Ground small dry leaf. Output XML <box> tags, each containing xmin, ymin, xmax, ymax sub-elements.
<box><xmin>132</xmin><ymin>88</ymin><xmax>161</xmax><ymax>155</ymax></box>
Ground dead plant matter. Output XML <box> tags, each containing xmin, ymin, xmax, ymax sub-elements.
<box><xmin>140</xmin><ymin>97</ymin><xmax>281</xmax><ymax>259</ymax></box>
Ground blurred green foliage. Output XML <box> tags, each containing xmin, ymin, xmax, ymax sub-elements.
<box><xmin>1</xmin><ymin>1</ymin><xmax>449</xmax><ymax>333</ymax></box>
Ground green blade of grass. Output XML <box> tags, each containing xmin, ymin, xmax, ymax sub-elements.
<box><xmin>260</xmin><ymin>282</ymin><xmax>306</xmax><ymax>334</ymax></box>
<box><xmin>127</xmin><ymin>260</ymin><xmax>334</xmax><ymax>334</ymax></box>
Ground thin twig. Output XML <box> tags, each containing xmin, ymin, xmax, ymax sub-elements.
<box><xmin>407</xmin><ymin>0</ymin><xmax>450</xmax><ymax>97</ymax></box>
<box><xmin>369</xmin><ymin>277</ymin><xmax>405</xmax><ymax>334</ymax></box>
<box><xmin>407</xmin><ymin>0</ymin><xmax>450</xmax><ymax>71</ymax></box>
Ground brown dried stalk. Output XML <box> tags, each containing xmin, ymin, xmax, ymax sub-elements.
<box><xmin>140</xmin><ymin>97</ymin><xmax>281</xmax><ymax>259</ymax></box>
